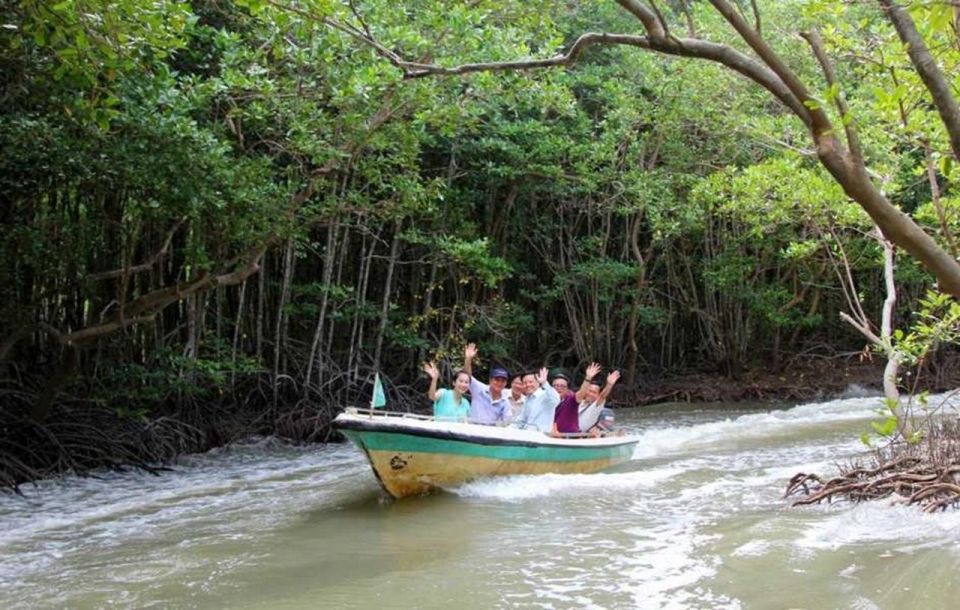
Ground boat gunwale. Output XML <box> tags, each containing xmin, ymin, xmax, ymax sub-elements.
<box><xmin>333</xmin><ymin>412</ymin><xmax>638</xmax><ymax>450</ymax></box>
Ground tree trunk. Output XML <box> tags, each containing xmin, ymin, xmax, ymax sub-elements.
<box><xmin>306</xmin><ymin>221</ymin><xmax>339</xmax><ymax>392</ymax></box>
<box><xmin>372</xmin><ymin>222</ymin><xmax>402</xmax><ymax>373</ymax></box>
<box><xmin>878</xmin><ymin>0</ymin><xmax>960</xmax><ymax>162</ymax></box>
<box><xmin>625</xmin><ymin>213</ymin><xmax>647</xmax><ymax>386</ymax></box>
<box><xmin>231</xmin><ymin>279</ymin><xmax>248</xmax><ymax>388</ymax></box>
<box><xmin>256</xmin><ymin>253</ymin><xmax>266</xmax><ymax>359</ymax></box>
<box><xmin>272</xmin><ymin>239</ymin><xmax>295</xmax><ymax>409</ymax></box>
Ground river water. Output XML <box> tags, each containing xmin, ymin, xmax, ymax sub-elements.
<box><xmin>3</xmin><ymin>392</ymin><xmax>960</xmax><ymax>609</ymax></box>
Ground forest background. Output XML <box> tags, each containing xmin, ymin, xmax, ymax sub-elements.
<box><xmin>3</xmin><ymin>0</ymin><xmax>960</xmax><ymax>485</ymax></box>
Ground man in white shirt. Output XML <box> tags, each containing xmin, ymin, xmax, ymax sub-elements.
<box><xmin>511</xmin><ymin>368</ymin><xmax>560</xmax><ymax>433</ymax></box>
<box><xmin>578</xmin><ymin>368</ymin><xmax>621</xmax><ymax>432</ymax></box>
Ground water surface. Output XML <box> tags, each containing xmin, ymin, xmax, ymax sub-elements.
<box><xmin>3</xmin><ymin>394</ymin><xmax>960</xmax><ymax>609</ymax></box>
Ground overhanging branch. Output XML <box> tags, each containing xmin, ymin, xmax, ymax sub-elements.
<box><xmin>878</xmin><ymin>0</ymin><xmax>960</xmax><ymax>161</ymax></box>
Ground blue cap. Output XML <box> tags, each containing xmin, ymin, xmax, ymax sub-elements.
<box><xmin>490</xmin><ymin>367</ymin><xmax>509</xmax><ymax>380</ymax></box>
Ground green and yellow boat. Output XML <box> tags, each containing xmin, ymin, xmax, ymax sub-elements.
<box><xmin>334</xmin><ymin>408</ymin><xmax>639</xmax><ymax>498</ymax></box>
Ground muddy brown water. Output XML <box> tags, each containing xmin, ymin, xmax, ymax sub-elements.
<box><xmin>2</xmin><ymin>392</ymin><xmax>959</xmax><ymax>609</ymax></box>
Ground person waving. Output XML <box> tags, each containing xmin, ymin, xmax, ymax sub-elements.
<box><xmin>422</xmin><ymin>361</ymin><xmax>470</xmax><ymax>422</ymax></box>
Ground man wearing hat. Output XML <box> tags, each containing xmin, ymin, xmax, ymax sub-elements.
<box><xmin>463</xmin><ymin>343</ymin><xmax>509</xmax><ymax>424</ymax></box>
<box><xmin>549</xmin><ymin>370</ymin><xmax>572</xmax><ymax>400</ymax></box>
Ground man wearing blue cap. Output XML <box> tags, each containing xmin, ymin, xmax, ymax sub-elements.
<box><xmin>463</xmin><ymin>343</ymin><xmax>509</xmax><ymax>424</ymax></box>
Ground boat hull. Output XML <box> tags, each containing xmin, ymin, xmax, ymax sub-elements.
<box><xmin>335</xmin><ymin>412</ymin><xmax>638</xmax><ymax>498</ymax></box>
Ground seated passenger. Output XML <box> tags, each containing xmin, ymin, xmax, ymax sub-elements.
<box><xmin>511</xmin><ymin>367</ymin><xmax>560</xmax><ymax>433</ymax></box>
<box><xmin>587</xmin><ymin>408</ymin><xmax>617</xmax><ymax>437</ymax></box>
<box><xmin>463</xmin><ymin>343</ymin><xmax>509</xmax><ymax>424</ymax></box>
<box><xmin>505</xmin><ymin>373</ymin><xmax>525</xmax><ymax>422</ymax></box>
<box><xmin>553</xmin><ymin>364</ymin><xmax>621</xmax><ymax>436</ymax></box>
<box><xmin>550</xmin><ymin>371</ymin><xmax>571</xmax><ymax>399</ymax></box>
<box><xmin>578</xmin><ymin>369</ymin><xmax>621</xmax><ymax>432</ymax></box>
<box><xmin>422</xmin><ymin>361</ymin><xmax>470</xmax><ymax>422</ymax></box>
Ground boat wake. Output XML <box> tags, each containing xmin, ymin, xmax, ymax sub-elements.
<box><xmin>628</xmin><ymin>396</ymin><xmax>886</xmax><ymax>459</ymax></box>
<box><xmin>447</xmin><ymin>466</ymin><xmax>685</xmax><ymax>500</ymax></box>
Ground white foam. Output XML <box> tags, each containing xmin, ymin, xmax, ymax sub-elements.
<box><xmin>795</xmin><ymin>502</ymin><xmax>960</xmax><ymax>552</ymax></box>
<box><xmin>629</xmin><ymin>396</ymin><xmax>886</xmax><ymax>459</ymax></box>
<box><xmin>0</xmin><ymin>441</ymin><xmax>368</xmax><ymax>589</ymax></box>
<box><xmin>448</xmin><ymin>467</ymin><xmax>685</xmax><ymax>500</ymax></box>
<box><xmin>731</xmin><ymin>539</ymin><xmax>774</xmax><ymax>557</ymax></box>
<box><xmin>4</xmin><ymin>392</ymin><xmax>960</xmax><ymax>609</ymax></box>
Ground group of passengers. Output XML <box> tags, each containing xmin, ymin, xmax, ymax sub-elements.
<box><xmin>422</xmin><ymin>343</ymin><xmax>620</xmax><ymax>437</ymax></box>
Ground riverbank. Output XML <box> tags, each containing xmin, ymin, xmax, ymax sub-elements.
<box><xmin>625</xmin><ymin>355</ymin><xmax>960</xmax><ymax>405</ymax></box>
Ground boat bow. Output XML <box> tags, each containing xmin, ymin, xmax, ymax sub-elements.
<box><xmin>334</xmin><ymin>409</ymin><xmax>638</xmax><ymax>498</ymax></box>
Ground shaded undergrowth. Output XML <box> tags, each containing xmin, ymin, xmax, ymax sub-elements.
<box><xmin>0</xmin><ymin>364</ymin><xmax>422</xmax><ymax>493</ymax></box>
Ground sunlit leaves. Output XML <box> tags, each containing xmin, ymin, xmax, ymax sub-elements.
<box><xmin>437</xmin><ymin>237</ymin><xmax>512</xmax><ymax>288</ymax></box>
<box><xmin>691</xmin><ymin>155</ymin><xmax>864</xmax><ymax>235</ymax></box>
<box><xmin>894</xmin><ymin>290</ymin><xmax>960</xmax><ymax>364</ymax></box>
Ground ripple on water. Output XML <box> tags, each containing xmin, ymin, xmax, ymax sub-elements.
<box><xmin>3</xmin><ymin>394</ymin><xmax>960</xmax><ymax>609</ymax></box>
<box><xmin>0</xmin><ymin>440</ymin><xmax>367</xmax><ymax>607</ymax></box>
<box><xmin>795</xmin><ymin>502</ymin><xmax>960</xmax><ymax>553</ymax></box>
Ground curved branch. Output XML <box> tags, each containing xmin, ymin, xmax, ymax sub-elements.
<box><xmin>703</xmin><ymin>0</ymin><xmax>825</xmax><ymax>132</ymax></box>
<box><xmin>379</xmin><ymin>25</ymin><xmax>809</xmax><ymax>125</ymax></box>
<box><xmin>801</xmin><ymin>29</ymin><xmax>863</xmax><ymax>164</ymax></box>
<box><xmin>878</xmin><ymin>0</ymin><xmax>960</xmax><ymax>161</ymax></box>
<box><xmin>85</xmin><ymin>218</ymin><xmax>185</xmax><ymax>282</ymax></box>
<box><xmin>62</xmin><ymin>248</ymin><xmax>267</xmax><ymax>345</ymax></box>
<box><xmin>400</xmin><ymin>32</ymin><xmax>644</xmax><ymax>77</ymax></box>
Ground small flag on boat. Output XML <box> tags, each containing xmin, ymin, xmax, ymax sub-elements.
<box><xmin>371</xmin><ymin>372</ymin><xmax>386</xmax><ymax>409</ymax></box>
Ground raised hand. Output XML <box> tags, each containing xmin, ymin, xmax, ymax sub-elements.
<box><xmin>585</xmin><ymin>362</ymin><xmax>601</xmax><ymax>381</ymax></box>
<box><xmin>422</xmin><ymin>361</ymin><xmax>439</xmax><ymax>380</ymax></box>
<box><xmin>423</xmin><ymin>361</ymin><xmax>440</xmax><ymax>402</ymax></box>
<box><xmin>595</xmin><ymin>369</ymin><xmax>621</xmax><ymax>406</ymax></box>
<box><xmin>464</xmin><ymin>343</ymin><xmax>478</xmax><ymax>362</ymax></box>
<box><xmin>537</xmin><ymin>367</ymin><xmax>548</xmax><ymax>385</ymax></box>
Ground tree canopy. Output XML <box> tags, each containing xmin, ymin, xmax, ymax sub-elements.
<box><xmin>1</xmin><ymin>0</ymin><xmax>958</xmax><ymax>456</ymax></box>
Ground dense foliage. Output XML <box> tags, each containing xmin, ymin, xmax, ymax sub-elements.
<box><xmin>1</xmin><ymin>0</ymin><xmax>959</xmax><ymax>482</ymax></box>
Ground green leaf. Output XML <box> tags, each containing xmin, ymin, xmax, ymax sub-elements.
<box><xmin>870</xmin><ymin>416</ymin><xmax>898</xmax><ymax>437</ymax></box>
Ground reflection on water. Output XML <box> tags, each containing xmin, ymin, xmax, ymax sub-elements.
<box><xmin>2</xmin><ymin>395</ymin><xmax>960</xmax><ymax>609</ymax></box>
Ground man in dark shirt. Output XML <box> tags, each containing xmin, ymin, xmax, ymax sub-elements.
<box><xmin>551</xmin><ymin>363</ymin><xmax>600</xmax><ymax>435</ymax></box>
<box><xmin>553</xmin><ymin>364</ymin><xmax>621</xmax><ymax>435</ymax></box>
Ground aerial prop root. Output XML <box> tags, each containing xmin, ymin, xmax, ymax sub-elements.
<box><xmin>785</xmin><ymin>459</ymin><xmax>960</xmax><ymax>512</ymax></box>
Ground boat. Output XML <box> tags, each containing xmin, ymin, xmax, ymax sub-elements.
<box><xmin>333</xmin><ymin>408</ymin><xmax>639</xmax><ymax>498</ymax></box>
